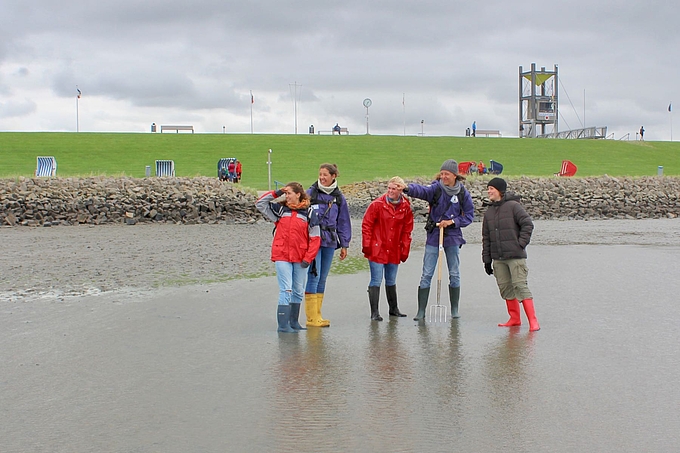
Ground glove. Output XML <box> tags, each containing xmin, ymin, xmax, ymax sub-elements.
<box><xmin>484</xmin><ymin>262</ymin><xmax>494</xmax><ymax>276</ymax></box>
<box><xmin>300</xmin><ymin>260</ymin><xmax>310</xmax><ymax>269</ymax></box>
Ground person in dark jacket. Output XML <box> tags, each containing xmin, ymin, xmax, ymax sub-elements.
<box><xmin>482</xmin><ymin>177</ymin><xmax>540</xmax><ymax>331</ymax></box>
<box><xmin>305</xmin><ymin>163</ymin><xmax>352</xmax><ymax>327</ymax></box>
<box><xmin>256</xmin><ymin>183</ymin><xmax>321</xmax><ymax>333</ymax></box>
<box><xmin>404</xmin><ymin>159</ymin><xmax>475</xmax><ymax>320</ymax></box>
<box><xmin>362</xmin><ymin>176</ymin><xmax>414</xmax><ymax>321</ymax></box>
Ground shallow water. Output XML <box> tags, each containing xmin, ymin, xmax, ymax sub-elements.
<box><xmin>2</xmin><ymin>244</ymin><xmax>679</xmax><ymax>452</ymax></box>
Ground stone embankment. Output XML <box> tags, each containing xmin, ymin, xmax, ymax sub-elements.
<box><xmin>1</xmin><ymin>176</ymin><xmax>678</xmax><ymax>227</ymax></box>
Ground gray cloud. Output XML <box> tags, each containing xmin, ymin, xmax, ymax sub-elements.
<box><xmin>0</xmin><ymin>0</ymin><xmax>678</xmax><ymax>138</ymax></box>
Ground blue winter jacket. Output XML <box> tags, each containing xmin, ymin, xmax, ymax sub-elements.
<box><xmin>306</xmin><ymin>183</ymin><xmax>352</xmax><ymax>249</ymax></box>
<box><xmin>407</xmin><ymin>180</ymin><xmax>475</xmax><ymax>247</ymax></box>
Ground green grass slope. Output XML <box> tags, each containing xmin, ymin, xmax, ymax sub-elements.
<box><xmin>1</xmin><ymin>132</ymin><xmax>678</xmax><ymax>190</ymax></box>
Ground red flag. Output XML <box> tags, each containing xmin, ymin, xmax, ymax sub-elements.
<box><xmin>251</xmin><ymin>92</ymin><xmax>254</xmax><ymax>104</ymax></box>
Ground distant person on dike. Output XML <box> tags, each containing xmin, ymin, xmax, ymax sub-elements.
<box><xmin>361</xmin><ymin>176</ymin><xmax>414</xmax><ymax>321</ymax></box>
<box><xmin>235</xmin><ymin>160</ymin><xmax>242</xmax><ymax>182</ymax></box>
<box><xmin>482</xmin><ymin>177</ymin><xmax>540</xmax><ymax>332</ymax></box>
<box><xmin>639</xmin><ymin>126</ymin><xmax>645</xmax><ymax>141</ymax></box>
<box><xmin>333</xmin><ymin>123</ymin><xmax>341</xmax><ymax>134</ymax></box>
<box><xmin>256</xmin><ymin>183</ymin><xmax>321</xmax><ymax>333</ymax></box>
<box><xmin>403</xmin><ymin>159</ymin><xmax>474</xmax><ymax>321</ymax></box>
<box><xmin>304</xmin><ymin>163</ymin><xmax>352</xmax><ymax>327</ymax></box>
<box><xmin>472</xmin><ymin>121</ymin><xmax>477</xmax><ymax>137</ymax></box>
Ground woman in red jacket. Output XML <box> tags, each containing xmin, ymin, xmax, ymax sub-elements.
<box><xmin>256</xmin><ymin>183</ymin><xmax>321</xmax><ymax>332</ymax></box>
<box><xmin>361</xmin><ymin>177</ymin><xmax>414</xmax><ymax>321</ymax></box>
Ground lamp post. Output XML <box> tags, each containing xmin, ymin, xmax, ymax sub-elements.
<box><xmin>421</xmin><ymin>119</ymin><xmax>424</xmax><ymax>136</ymax></box>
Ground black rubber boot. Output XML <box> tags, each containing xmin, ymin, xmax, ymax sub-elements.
<box><xmin>368</xmin><ymin>286</ymin><xmax>383</xmax><ymax>321</ymax></box>
<box><xmin>386</xmin><ymin>285</ymin><xmax>406</xmax><ymax>317</ymax></box>
<box><xmin>413</xmin><ymin>286</ymin><xmax>430</xmax><ymax>321</ymax></box>
<box><xmin>289</xmin><ymin>303</ymin><xmax>306</xmax><ymax>330</ymax></box>
<box><xmin>449</xmin><ymin>286</ymin><xmax>461</xmax><ymax>318</ymax></box>
<box><xmin>277</xmin><ymin>305</ymin><xmax>297</xmax><ymax>333</ymax></box>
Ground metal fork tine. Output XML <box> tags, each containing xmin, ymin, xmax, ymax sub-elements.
<box><xmin>427</xmin><ymin>303</ymin><xmax>448</xmax><ymax>323</ymax></box>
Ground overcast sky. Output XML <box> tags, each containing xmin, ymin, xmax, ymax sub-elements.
<box><xmin>1</xmin><ymin>1</ymin><xmax>678</xmax><ymax>139</ymax></box>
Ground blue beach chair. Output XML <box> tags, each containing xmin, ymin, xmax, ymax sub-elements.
<box><xmin>35</xmin><ymin>156</ymin><xmax>57</xmax><ymax>177</ymax></box>
<box><xmin>155</xmin><ymin>160</ymin><xmax>175</xmax><ymax>177</ymax></box>
<box><xmin>489</xmin><ymin>160</ymin><xmax>504</xmax><ymax>175</ymax></box>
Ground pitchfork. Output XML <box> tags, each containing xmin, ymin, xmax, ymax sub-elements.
<box><xmin>428</xmin><ymin>224</ymin><xmax>448</xmax><ymax>323</ymax></box>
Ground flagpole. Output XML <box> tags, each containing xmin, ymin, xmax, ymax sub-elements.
<box><xmin>250</xmin><ymin>90</ymin><xmax>254</xmax><ymax>134</ymax></box>
<box><xmin>76</xmin><ymin>85</ymin><xmax>80</xmax><ymax>133</ymax></box>
<box><xmin>670</xmin><ymin>102</ymin><xmax>673</xmax><ymax>141</ymax></box>
<box><xmin>402</xmin><ymin>93</ymin><xmax>405</xmax><ymax>136</ymax></box>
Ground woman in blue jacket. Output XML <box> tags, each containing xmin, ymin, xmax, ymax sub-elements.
<box><xmin>404</xmin><ymin>159</ymin><xmax>475</xmax><ymax>320</ymax></box>
<box><xmin>305</xmin><ymin>163</ymin><xmax>352</xmax><ymax>327</ymax></box>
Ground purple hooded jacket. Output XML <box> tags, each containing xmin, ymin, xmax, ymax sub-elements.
<box><xmin>407</xmin><ymin>180</ymin><xmax>474</xmax><ymax>247</ymax></box>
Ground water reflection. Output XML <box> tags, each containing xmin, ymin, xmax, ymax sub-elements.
<box><xmin>269</xmin><ymin>328</ymin><xmax>352</xmax><ymax>452</ymax></box>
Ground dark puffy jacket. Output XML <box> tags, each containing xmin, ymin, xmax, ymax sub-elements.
<box><xmin>406</xmin><ymin>180</ymin><xmax>474</xmax><ymax>247</ymax></box>
<box><xmin>482</xmin><ymin>192</ymin><xmax>534</xmax><ymax>263</ymax></box>
<box><xmin>307</xmin><ymin>183</ymin><xmax>352</xmax><ymax>249</ymax></box>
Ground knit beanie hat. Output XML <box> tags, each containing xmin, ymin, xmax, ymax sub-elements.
<box><xmin>487</xmin><ymin>177</ymin><xmax>507</xmax><ymax>194</ymax></box>
<box><xmin>440</xmin><ymin>159</ymin><xmax>458</xmax><ymax>174</ymax></box>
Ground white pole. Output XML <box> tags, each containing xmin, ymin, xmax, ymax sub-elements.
<box><xmin>670</xmin><ymin>102</ymin><xmax>673</xmax><ymax>141</ymax></box>
<box><xmin>402</xmin><ymin>93</ymin><xmax>405</xmax><ymax>136</ymax></box>
<box><xmin>250</xmin><ymin>90</ymin><xmax>253</xmax><ymax>134</ymax></box>
<box><xmin>267</xmin><ymin>149</ymin><xmax>272</xmax><ymax>191</ymax></box>
<box><xmin>76</xmin><ymin>85</ymin><xmax>80</xmax><ymax>133</ymax></box>
<box><xmin>365</xmin><ymin>106</ymin><xmax>369</xmax><ymax>134</ymax></box>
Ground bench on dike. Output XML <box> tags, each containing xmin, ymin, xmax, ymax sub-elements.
<box><xmin>318</xmin><ymin>128</ymin><xmax>349</xmax><ymax>135</ymax></box>
<box><xmin>474</xmin><ymin>129</ymin><xmax>501</xmax><ymax>137</ymax></box>
<box><xmin>160</xmin><ymin>125</ymin><xmax>194</xmax><ymax>133</ymax></box>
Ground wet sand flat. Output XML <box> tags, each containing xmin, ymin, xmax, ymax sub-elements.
<box><xmin>1</xmin><ymin>219</ymin><xmax>680</xmax><ymax>452</ymax></box>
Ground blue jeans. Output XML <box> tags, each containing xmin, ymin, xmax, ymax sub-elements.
<box><xmin>305</xmin><ymin>246</ymin><xmax>335</xmax><ymax>294</ymax></box>
<box><xmin>275</xmin><ymin>261</ymin><xmax>307</xmax><ymax>305</ymax></box>
<box><xmin>419</xmin><ymin>244</ymin><xmax>461</xmax><ymax>289</ymax></box>
<box><xmin>368</xmin><ymin>261</ymin><xmax>399</xmax><ymax>287</ymax></box>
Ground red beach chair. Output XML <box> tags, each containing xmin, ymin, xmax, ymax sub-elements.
<box><xmin>555</xmin><ymin>160</ymin><xmax>578</xmax><ymax>177</ymax></box>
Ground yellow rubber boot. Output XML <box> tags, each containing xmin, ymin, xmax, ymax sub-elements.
<box><xmin>304</xmin><ymin>293</ymin><xmax>317</xmax><ymax>326</ymax></box>
<box><xmin>316</xmin><ymin>293</ymin><xmax>330</xmax><ymax>327</ymax></box>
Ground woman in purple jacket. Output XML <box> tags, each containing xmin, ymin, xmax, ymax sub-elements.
<box><xmin>404</xmin><ymin>159</ymin><xmax>475</xmax><ymax>321</ymax></box>
<box><xmin>304</xmin><ymin>163</ymin><xmax>352</xmax><ymax>327</ymax></box>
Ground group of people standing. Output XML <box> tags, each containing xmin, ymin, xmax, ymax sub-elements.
<box><xmin>255</xmin><ymin>160</ymin><xmax>540</xmax><ymax>333</ymax></box>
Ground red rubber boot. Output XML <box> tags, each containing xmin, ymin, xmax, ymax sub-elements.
<box><xmin>522</xmin><ymin>299</ymin><xmax>541</xmax><ymax>331</ymax></box>
<box><xmin>498</xmin><ymin>299</ymin><xmax>522</xmax><ymax>327</ymax></box>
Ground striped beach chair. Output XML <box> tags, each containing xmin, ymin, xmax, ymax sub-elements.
<box><xmin>35</xmin><ymin>156</ymin><xmax>57</xmax><ymax>177</ymax></box>
<box><xmin>155</xmin><ymin>160</ymin><xmax>175</xmax><ymax>177</ymax></box>
<box><xmin>217</xmin><ymin>157</ymin><xmax>236</xmax><ymax>181</ymax></box>
<box><xmin>555</xmin><ymin>160</ymin><xmax>577</xmax><ymax>177</ymax></box>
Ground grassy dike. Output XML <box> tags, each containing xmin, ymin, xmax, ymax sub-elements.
<box><xmin>1</xmin><ymin>132</ymin><xmax>679</xmax><ymax>190</ymax></box>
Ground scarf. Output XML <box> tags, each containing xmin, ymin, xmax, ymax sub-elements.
<box><xmin>439</xmin><ymin>179</ymin><xmax>461</xmax><ymax>197</ymax></box>
<box><xmin>285</xmin><ymin>198</ymin><xmax>310</xmax><ymax>211</ymax></box>
<box><xmin>386</xmin><ymin>195</ymin><xmax>402</xmax><ymax>205</ymax></box>
<box><xmin>317</xmin><ymin>179</ymin><xmax>338</xmax><ymax>195</ymax></box>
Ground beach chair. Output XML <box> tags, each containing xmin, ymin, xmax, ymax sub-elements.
<box><xmin>155</xmin><ymin>160</ymin><xmax>175</xmax><ymax>177</ymax></box>
<box><xmin>218</xmin><ymin>157</ymin><xmax>236</xmax><ymax>181</ymax></box>
<box><xmin>458</xmin><ymin>161</ymin><xmax>475</xmax><ymax>175</ymax></box>
<box><xmin>35</xmin><ymin>156</ymin><xmax>57</xmax><ymax>177</ymax></box>
<box><xmin>489</xmin><ymin>160</ymin><xmax>503</xmax><ymax>175</ymax></box>
<box><xmin>555</xmin><ymin>160</ymin><xmax>577</xmax><ymax>177</ymax></box>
